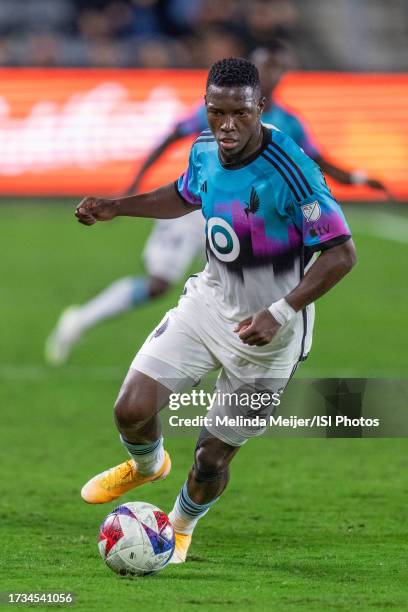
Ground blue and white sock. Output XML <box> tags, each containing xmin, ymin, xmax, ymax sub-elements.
<box><xmin>120</xmin><ymin>435</ymin><xmax>165</xmax><ymax>476</ymax></box>
<box><xmin>168</xmin><ymin>482</ymin><xmax>219</xmax><ymax>535</ymax></box>
<box><xmin>78</xmin><ymin>277</ymin><xmax>149</xmax><ymax>330</ymax></box>
<box><xmin>129</xmin><ymin>277</ymin><xmax>150</xmax><ymax>306</ymax></box>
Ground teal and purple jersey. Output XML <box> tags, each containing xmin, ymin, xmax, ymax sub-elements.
<box><xmin>176</xmin><ymin>102</ymin><xmax>320</xmax><ymax>159</ymax></box>
<box><xmin>176</xmin><ymin>104</ymin><xmax>208</xmax><ymax>137</ymax></box>
<box><xmin>176</xmin><ymin>126</ymin><xmax>351</xmax><ymax>356</ymax></box>
<box><xmin>262</xmin><ymin>103</ymin><xmax>320</xmax><ymax>159</ymax></box>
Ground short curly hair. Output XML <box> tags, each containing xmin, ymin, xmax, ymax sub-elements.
<box><xmin>206</xmin><ymin>57</ymin><xmax>260</xmax><ymax>92</ymax></box>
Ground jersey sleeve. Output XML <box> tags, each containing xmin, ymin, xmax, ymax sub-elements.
<box><xmin>175</xmin><ymin>145</ymin><xmax>202</xmax><ymax>207</ymax></box>
<box><xmin>291</xmin><ymin>115</ymin><xmax>320</xmax><ymax>160</ymax></box>
<box><xmin>286</xmin><ymin>158</ymin><xmax>351</xmax><ymax>252</ymax></box>
<box><xmin>175</xmin><ymin>104</ymin><xmax>208</xmax><ymax>137</ymax></box>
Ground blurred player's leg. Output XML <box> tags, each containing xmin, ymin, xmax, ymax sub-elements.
<box><xmin>45</xmin><ymin>276</ymin><xmax>165</xmax><ymax>365</ymax></box>
<box><xmin>142</xmin><ymin>213</ymin><xmax>205</xmax><ymax>286</ymax></box>
<box><xmin>45</xmin><ymin>212</ymin><xmax>205</xmax><ymax>365</ymax></box>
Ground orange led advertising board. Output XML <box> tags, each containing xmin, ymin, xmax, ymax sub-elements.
<box><xmin>0</xmin><ymin>69</ymin><xmax>406</xmax><ymax>200</ymax></box>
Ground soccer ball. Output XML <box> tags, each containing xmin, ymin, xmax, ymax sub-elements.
<box><xmin>98</xmin><ymin>501</ymin><xmax>175</xmax><ymax>576</ymax></box>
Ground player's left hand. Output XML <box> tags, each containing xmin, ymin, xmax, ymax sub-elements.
<box><xmin>234</xmin><ymin>309</ymin><xmax>281</xmax><ymax>346</ymax></box>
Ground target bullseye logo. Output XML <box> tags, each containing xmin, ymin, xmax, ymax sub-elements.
<box><xmin>207</xmin><ymin>217</ymin><xmax>240</xmax><ymax>262</ymax></box>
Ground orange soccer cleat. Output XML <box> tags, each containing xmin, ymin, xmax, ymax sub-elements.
<box><xmin>81</xmin><ymin>451</ymin><xmax>171</xmax><ymax>504</ymax></box>
<box><xmin>170</xmin><ymin>532</ymin><xmax>192</xmax><ymax>564</ymax></box>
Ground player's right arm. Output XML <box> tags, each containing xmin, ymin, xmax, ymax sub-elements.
<box><xmin>76</xmin><ymin>140</ymin><xmax>203</xmax><ymax>226</ymax></box>
<box><xmin>75</xmin><ymin>182</ymin><xmax>195</xmax><ymax>226</ymax></box>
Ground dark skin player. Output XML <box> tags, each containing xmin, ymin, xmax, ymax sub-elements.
<box><xmin>125</xmin><ymin>46</ymin><xmax>389</xmax><ymax>197</ymax></box>
<box><xmin>76</xmin><ymin>83</ymin><xmax>356</xmax><ymax>504</ymax></box>
<box><xmin>120</xmin><ymin>44</ymin><xmax>385</xmax><ymax>302</ymax></box>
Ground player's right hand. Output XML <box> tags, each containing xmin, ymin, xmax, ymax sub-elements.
<box><xmin>75</xmin><ymin>197</ymin><xmax>118</xmax><ymax>226</ymax></box>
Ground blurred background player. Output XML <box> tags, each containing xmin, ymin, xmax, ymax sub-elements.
<box><xmin>45</xmin><ymin>40</ymin><xmax>388</xmax><ymax>365</ymax></box>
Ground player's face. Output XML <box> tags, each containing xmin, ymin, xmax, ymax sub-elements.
<box><xmin>205</xmin><ymin>85</ymin><xmax>265</xmax><ymax>162</ymax></box>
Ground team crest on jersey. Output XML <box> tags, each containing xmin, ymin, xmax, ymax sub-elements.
<box><xmin>150</xmin><ymin>317</ymin><xmax>169</xmax><ymax>341</ymax></box>
<box><xmin>207</xmin><ymin>217</ymin><xmax>240</xmax><ymax>263</ymax></box>
<box><xmin>301</xmin><ymin>200</ymin><xmax>321</xmax><ymax>222</ymax></box>
<box><xmin>244</xmin><ymin>187</ymin><xmax>260</xmax><ymax>217</ymax></box>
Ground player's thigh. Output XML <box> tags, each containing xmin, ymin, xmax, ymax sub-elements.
<box><xmin>129</xmin><ymin>305</ymin><xmax>221</xmax><ymax>394</ymax></box>
<box><xmin>205</xmin><ymin>361</ymin><xmax>298</xmax><ymax>447</ymax></box>
<box><xmin>143</xmin><ymin>213</ymin><xmax>206</xmax><ymax>283</ymax></box>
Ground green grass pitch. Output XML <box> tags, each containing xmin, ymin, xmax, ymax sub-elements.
<box><xmin>0</xmin><ymin>201</ymin><xmax>407</xmax><ymax>610</ymax></box>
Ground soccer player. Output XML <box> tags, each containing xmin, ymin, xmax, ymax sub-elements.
<box><xmin>76</xmin><ymin>57</ymin><xmax>356</xmax><ymax>563</ymax></box>
<box><xmin>45</xmin><ymin>41</ymin><xmax>384</xmax><ymax>365</ymax></box>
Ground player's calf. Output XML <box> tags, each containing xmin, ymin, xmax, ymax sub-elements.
<box><xmin>148</xmin><ymin>275</ymin><xmax>170</xmax><ymax>298</ymax></box>
<box><xmin>191</xmin><ymin>432</ymin><xmax>239</xmax><ymax>499</ymax></box>
<box><xmin>114</xmin><ymin>371</ymin><xmax>172</xmax><ymax>476</ymax></box>
<box><xmin>168</xmin><ymin>430</ymin><xmax>239</xmax><ymax>563</ymax></box>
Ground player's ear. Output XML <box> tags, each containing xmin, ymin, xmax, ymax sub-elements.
<box><xmin>258</xmin><ymin>96</ymin><xmax>266</xmax><ymax>114</ymax></box>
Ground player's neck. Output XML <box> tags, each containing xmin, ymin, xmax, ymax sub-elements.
<box><xmin>219</xmin><ymin>125</ymin><xmax>265</xmax><ymax>169</ymax></box>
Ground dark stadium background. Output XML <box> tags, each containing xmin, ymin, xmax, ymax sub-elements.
<box><xmin>1</xmin><ymin>1</ymin><xmax>407</xmax><ymax>609</ymax></box>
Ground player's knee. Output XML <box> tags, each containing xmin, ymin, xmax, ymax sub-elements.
<box><xmin>148</xmin><ymin>276</ymin><xmax>170</xmax><ymax>298</ymax></box>
<box><xmin>193</xmin><ymin>445</ymin><xmax>229</xmax><ymax>483</ymax></box>
<box><xmin>114</xmin><ymin>385</ymin><xmax>155</xmax><ymax>429</ymax></box>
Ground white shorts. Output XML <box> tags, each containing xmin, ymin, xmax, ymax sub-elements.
<box><xmin>129</xmin><ymin>277</ymin><xmax>303</xmax><ymax>446</ymax></box>
<box><xmin>143</xmin><ymin>212</ymin><xmax>206</xmax><ymax>283</ymax></box>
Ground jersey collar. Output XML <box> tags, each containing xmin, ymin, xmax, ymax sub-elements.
<box><xmin>218</xmin><ymin>126</ymin><xmax>271</xmax><ymax>171</ymax></box>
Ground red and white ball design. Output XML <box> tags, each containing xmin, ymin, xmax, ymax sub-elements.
<box><xmin>98</xmin><ymin>501</ymin><xmax>175</xmax><ymax>576</ymax></box>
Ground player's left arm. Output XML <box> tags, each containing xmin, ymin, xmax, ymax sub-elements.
<box><xmin>237</xmin><ymin>239</ymin><xmax>356</xmax><ymax>346</ymax></box>
<box><xmin>237</xmin><ymin>153</ymin><xmax>356</xmax><ymax>346</ymax></box>
<box><xmin>285</xmin><ymin>238</ymin><xmax>356</xmax><ymax>311</ymax></box>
